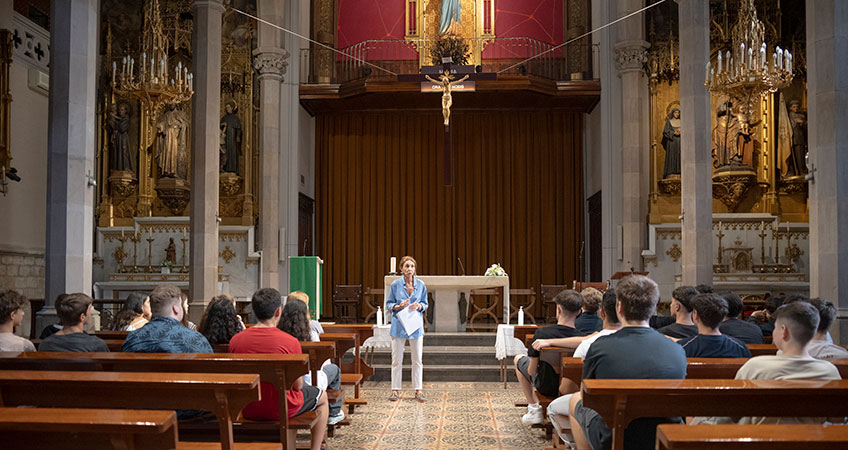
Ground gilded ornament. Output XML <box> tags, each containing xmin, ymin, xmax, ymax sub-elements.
<box><xmin>712</xmin><ymin>171</ymin><xmax>757</xmax><ymax>211</ymax></box>
<box><xmin>220</xmin><ymin>246</ymin><xmax>236</xmax><ymax>264</ymax></box>
<box><xmin>666</xmin><ymin>243</ymin><xmax>682</xmax><ymax>262</ymax></box>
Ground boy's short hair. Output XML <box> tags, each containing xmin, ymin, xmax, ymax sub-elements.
<box><xmin>580</xmin><ymin>288</ymin><xmax>603</xmax><ymax>313</ymax></box>
<box><xmin>55</xmin><ymin>293</ymin><xmax>94</xmax><ymax>326</ymax></box>
<box><xmin>773</xmin><ymin>301</ymin><xmax>820</xmax><ymax>346</ymax></box>
<box><xmin>671</xmin><ymin>286</ymin><xmax>699</xmax><ymax>311</ymax></box>
<box><xmin>722</xmin><ymin>292</ymin><xmax>744</xmax><ymax>319</ymax></box>
<box><xmin>252</xmin><ymin>288</ymin><xmax>282</xmax><ymax>321</ymax></box>
<box><xmin>0</xmin><ymin>290</ymin><xmax>27</xmax><ymax>324</ymax></box>
<box><xmin>148</xmin><ymin>285</ymin><xmax>183</xmax><ymax>317</ymax></box>
<box><xmin>616</xmin><ymin>275</ymin><xmax>659</xmax><ymax>322</ymax></box>
<box><xmin>287</xmin><ymin>291</ymin><xmax>309</xmax><ymax>305</ymax></box>
<box><xmin>690</xmin><ymin>293</ymin><xmax>729</xmax><ymax>329</ymax></box>
<box><xmin>554</xmin><ymin>290</ymin><xmax>584</xmax><ymax>315</ymax></box>
<box><xmin>808</xmin><ymin>298</ymin><xmax>837</xmax><ymax>333</ymax></box>
<box><xmin>694</xmin><ymin>284</ymin><xmax>713</xmax><ymax>294</ymax></box>
<box><xmin>601</xmin><ymin>288</ymin><xmax>618</xmax><ymax>323</ymax></box>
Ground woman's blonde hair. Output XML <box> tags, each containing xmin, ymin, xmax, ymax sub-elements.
<box><xmin>288</xmin><ymin>291</ymin><xmax>309</xmax><ymax>305</ymax></box>
<box><xmin>399</xmin><ymin>255</ymin><xmax>417</xmax><ymax>272</ymax></box>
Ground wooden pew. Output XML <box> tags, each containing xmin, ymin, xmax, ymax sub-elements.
<box><xmin>0</xmin><ymin>352</ymin><xmax>311</xmax><ymax>450</ymax></box>
<box><xmin>747</xmin><ymin>344</ymin><xmax>777</xmax><ymax>356</ymax></box>
<box><xmin>319</xmin><ymin>332</ymin><xmax>365</xmax><ymax>413</ymax></box>
<box><xmin>32</xmin><ymin>337</ymin><xmax>124</xmax><ymax>352</ymax></box>
<box><xmin>581</xmin><ymin>378</ymin><xmax>848</xmax><ymax>450</ymax></box>
<box><xmin>0</xmin><ymin>369</ymin><xmax>260</xmax><ymax>450</ymax></box>
<box><xmin>656</xmin><ymin>424</ymin><xmax>848</xmax><ymax>450</ymax></box>
<box><xmin>94</xmin><ymin>330</ymin><xmax>131</xmax><ymax>340</ymax></box>
<box><xmin>0</xmin><ymin>407</ymin><xmax>180</xmax><ymax>450</ymax></box>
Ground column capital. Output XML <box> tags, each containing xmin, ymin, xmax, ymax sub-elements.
<box><xmin>614</xmin><ymin>40</ymin><xmax>650</xmax><ymax>74</ymax></box>
<box><xmin>253</xmin><ymin>49</ymin><xmax>289</xmax><ymax>79</ymax></box>
<box><xmin>191</xmin><ymin>0</ymin><xmax>225</xmax><ymax>13</ymax></box>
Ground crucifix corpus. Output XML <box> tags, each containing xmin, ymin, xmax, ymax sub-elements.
<box><xmin>399</xmin><ymin>61</ymin><xmax>495</xmax><ymax>186</ymax></box>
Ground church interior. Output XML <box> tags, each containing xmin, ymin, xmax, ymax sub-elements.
<box><xmin>1</xmin><ymin>0</ymin><xmax>847</xmax><ymax>448</ymax></box>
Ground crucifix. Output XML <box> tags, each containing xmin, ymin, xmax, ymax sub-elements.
<box><xmin>399</xmin><ymin>60</ymin><xmax>495</xmax><ymax>186</ymax></box>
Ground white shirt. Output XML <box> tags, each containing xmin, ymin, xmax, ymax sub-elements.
<box><xmin>574</xmin><ymin>328</ymin><xmax>619</xmax><ymax>359</ymax></box>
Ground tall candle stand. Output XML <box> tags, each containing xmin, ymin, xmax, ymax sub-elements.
<box><xmin>146</xmin><ymin>237</ymin><xmax>155</xmax><ymax>272</ymax></box>
<box><xmin>116</xmin><ymin>236</ymin><xmax>129</xmax><ymax>273</ymax></box>
<box><xmin>772</xmin><ymin>227</ymin><xmax>781</xmax><ymax>267</ymax></box>
<box><xmin>180</xmin><ymin>237</ymin><xmax>188</xmax><ymax>273</ymax></box>
<box><xmin>758</xmin><ymin>224</ymin><xmax>768</xmax><ymax>268</ymax></box>
<box><xmin>130</xmin><ymin>233</ymin><xmax>141</xmax><ymax>273</ymax></box>
<box><xmin>716</xmin><ymin>224</ymin><xmax>725</xmax><ymax>266</ymax></box>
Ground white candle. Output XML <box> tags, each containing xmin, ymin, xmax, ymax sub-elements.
<box><xmin>748</xmin><ymin>48</ymin><xmax>753</xmax><ymax>70</ymax></box>
<box><xmin>776</xmin><ymin>46</ymin><xmax>783</xmax><ymax>69</ymax></box>
<box><xmin>390</xmin><ymin>257</ymin><xmax>397</xmax><ymax>274</ymax></box>
<box><xmin>761</xmin><ymin>44</ymin><xmax>767</xmax><ymax>70</ymax></box>
<box><xmin>129</xmin><ymin>57</ymin><xmax>134</xmax><ymax>79</ymax></box>
<box><xmin>718</xmin><ymin>52</ymin><xmax>722</xmax><ymax>73</ymax></box>
<box><xmin>112</xmin><ymin>61</ymin><xmax>116</xmax><ymax>83</ymax></box>
<box><xmin>122</xmin><ymin>56</ymin><xmax>127</xmax><ymax>76</ymax></box>
<box><xmin>784</xmin><ymin>49</ymin><xmax>791</xmax><ymax>73</ymax></box>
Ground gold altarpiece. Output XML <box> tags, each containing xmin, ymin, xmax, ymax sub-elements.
<box><xmin>404</xmin><ymin>0</ymin><xmax>496</xmax><ymax>67</ymax></box>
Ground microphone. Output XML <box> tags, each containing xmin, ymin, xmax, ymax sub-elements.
<box><xmin>457</xmin><ymin>257</ymin><xmax>466</xmax><ymax>276</ymax></box>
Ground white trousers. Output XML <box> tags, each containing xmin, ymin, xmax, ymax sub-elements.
<box><xmin>391</xmin><ymin>336</ymin><xmax>423</xmax><ymax>390</ymax></box>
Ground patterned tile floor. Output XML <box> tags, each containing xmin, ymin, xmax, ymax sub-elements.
<box><xmin>321</xmin><ymin>381</ymin><xmax>550</xmax><ymax>449</ymax></box>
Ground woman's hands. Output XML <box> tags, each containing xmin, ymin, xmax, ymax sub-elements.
<box><xmin>395</xmin><ymin>299</ymin><xmax>410</xmax><ymax>310</ymax></box>
<box><xmin>409</xmin><ymin>302</ymin><xmax>421</xmax><ymax>311</ymax></box>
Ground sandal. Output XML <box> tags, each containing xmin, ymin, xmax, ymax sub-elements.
<box><xmin>389</xmin><ymin>391</ymin><xmax>399</xmax><ymax>401</ymax></box>
<box><xmin>415</xmin><ymin>391</ymin><xmax>426</xmax><ymax>403</ymax></box>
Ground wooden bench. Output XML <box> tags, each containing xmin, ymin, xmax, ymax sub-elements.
<box><xmin>656</xmin><ymin>423</ymin><xmax>848</xmax><ymax>450</ymax></box>
<box><xmin>747</xmin><ymin>344</ymin><xmax>777</xmax><ymax>356</ymax></box>
<box><xmin>0</xmin><ymin>352</ymin><xmax>311</xmax><ymax>450</ymax></box>
<box><xmin>319</xmin><ymin>331</ymin><xmax>367</xmax><ymax>413</ymax></box>
<box><xmin>581</xmin><ymin>378</ymin><xmax>848</xmax><ymax>450</ymax></box>
<box><xmin>94</xmin><ymin>330</ymin><xmax>131</xmax><ymax>340</ymax></box>
<box><xmin>0</xmin><ymin>369</ymin><xmax>260</xmax><ymax>450</ymax></box>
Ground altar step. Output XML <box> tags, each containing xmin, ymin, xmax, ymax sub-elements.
<box><xmin>363</xmin><ymin>332</ymin><xmax>518</xmax><ymax>383</ymax></box>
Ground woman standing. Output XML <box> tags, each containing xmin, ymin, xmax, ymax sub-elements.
<box><xmin>386</xmin><ymin>256</ymin><xmax>428</xmax><ymax>402</ymax></box>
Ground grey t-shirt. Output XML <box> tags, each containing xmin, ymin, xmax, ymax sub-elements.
<box><xmin>807</xmin><ymin>340</ymin><xmax>848</xmax><ymax>360</ymax></box>
<box><xmin>0</xmin><ymin>332</ymin><xmax>36</xmax><ymax>352</ymax></box>
<box><xmin>39</xmin><ymin>332</ymin><xmax>110</xmax><ymax>352</ymax></box>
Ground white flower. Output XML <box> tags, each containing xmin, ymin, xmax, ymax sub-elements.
<box><xmin>485</xmin><ymin>263</ymin><xmax>507</xmax><ymax>277</ymax></box>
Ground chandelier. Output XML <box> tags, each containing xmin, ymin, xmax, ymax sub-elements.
<box><xmin>111</xmin><ymin>0</ymin><xmax>193</xmax><ymax>115</ymax></box>
<box><xmin>705</xmin><ymin>0</ymin><xmax>793</xmax><ymax>127</ymax></box>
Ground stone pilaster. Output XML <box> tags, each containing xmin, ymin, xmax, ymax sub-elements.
<box><xmin>254</xmin><ymin>49</ymin><xmax>288</xmax><ymax>290</ymax></box>
<box><xmin>678</xmin><ymin>0</ymin><xmax>713</xmax><ymax>286</ymax></box>
<box><xmin>41</xmin><ymin>0</ymin><xmax>100</xmax><ymax>333</ymax></box>
<box><xmin>806</xmin><ymin>1</ymin><xmax>848</xmax><ymax>342</ymax></box>
<box><xmin>189</xmin><ymin>0</ymin><xmax>224</xmax><ymax>320</ymax></box>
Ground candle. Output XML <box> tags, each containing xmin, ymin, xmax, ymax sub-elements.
<box><xmin>761</xmin><ymin>44</ymin><xmax>767</xmax><ymax>70</ymax></box>
<box><xmin>121</xmin><ymin>228</ymin><xmax>125</xmax><ymax>238</ymax></box>
<box><xmin>784</xmin><ymin>49</ymin><xmax>791</xmax><ymax>72</ymax></box>
<box><xmin>129</xmin><ymin>57</ymin><xmax>134</xmax><ymax>79</ymax></box>
<box><xmin>718</xmin><ymin>52</ymin><xmax>722</xmax><ymax>73</ymax></box>
<box><xmin>390</xmin><ymin>257</ymin><xmax>397</xmax><ymax>274</ymax></box>
<box><xmin>718</xmin><ymin>221</ymin><xmax>722</xmax><ymax>230</ymax></box>
<box><xmin>748</xmin><ymin>48</ymin><xmax>753</xmax><ymax>70</ymax></box>
<box><xmin>761</xmin><ymin>220</ymin><xmax>765</xmax><ymax>230</ymax></box>
<box><xmin>112</xmin><ymin>61</ymin><xmax>116</xmax><ymax>84</ymax></box>
<box><xmin>776</xmin><ymin>46</ymin><xmax>783</xmax><ymax>69</ymax></box>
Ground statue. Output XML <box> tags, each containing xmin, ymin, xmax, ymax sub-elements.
<box><xmin>108</xmin><ymin>102</ymin><xmax>135</xmax><ymax>174</ymax></box>
<box><xmin>219</xmin><ymin>99</ymin><xmax>242</xmax><ymax>174</ymax></box>
<box><xmin>661</xmin><ymin>107</ymin><xmax>681</xmax><ymax>178</ymax></box>
<box><xmin>425</xmin><ymin>69</ymin><xmax>469</xmax><ymax>126</ymax></box>
<box><xmin>439</xmin><ymin>0</ymin><xmax>462</xmax><ymax>36</ymax></box>
<box><xmin>784</xmin><ymin>100</ymin><xmax>807</xmax><ymax>176</ymax></box>
<box><xmin>712</xmin><ymin>102</ymin><xmax>756</xmax><ymax>169</ymax></box>
<box><xmin>154</xmin><ymin>104</ymin><xmax>189</xmax><ymax>179</ymax></box>
<box><xmin>165</xmin><ymin>237</ymin><xmax>177</xmax><ymax>266</ymax></box>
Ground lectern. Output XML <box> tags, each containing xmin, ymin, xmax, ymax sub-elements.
<box><xmin>290</xmin><ymin>256</ymin><xmax>323</xmax><ymax>319</ymax></box>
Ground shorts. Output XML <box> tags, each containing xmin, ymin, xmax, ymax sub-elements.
<box><xmin>572</xmin><ymin>399</ymin><xmax>612</xmax><ymax>450</ymax></box>
<box><xmin>295</xmin><ymin>383</ymin><xmax>323</xmax><ymax>416</ymax></box>
<box><xmin>516</xmin><ymin>355</ymin><xmax>559</xmax><ymax>398</ymax></box>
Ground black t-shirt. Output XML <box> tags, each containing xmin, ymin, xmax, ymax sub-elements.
<box><xmin>583</xmin><ymin>327</ymin><xmax>687</xmax><ymax>450</ymax></box>
<box><xmin>719</xmin><ymin>318</ymin><xmax>765</xmax><ymax>344</ymax></box>
<box><xmin>677</xmin><ymin>333</ymin><xmax>752</xmax><ymax>358</ymax></box>
<box><xmin>747</xmin><ymin>316</ymin><xmax>775</xmax><ymax>337</ymax></box>
<box><xmin>527</xmin><ymin>324</ymin><xmax>584</xmax><ymax>394</ymax></box>
<box><xmin>649</xmin><ymin>315</ymin><xmax>675</xmax><ymax>329</ymax></box>
<box><xmin>575</xmin><ymin>311</ymin><xmax>603</xmax><ymax>335</ymax></box>
<box><xmin>39</xmin><ymin>332</ymin><xmax>110</xmax><ymax>352</ymax></box>
<box><xmin>658</xmin><ymin>322</ymin><xmax>698</xmax><ymax>339</ymax></box>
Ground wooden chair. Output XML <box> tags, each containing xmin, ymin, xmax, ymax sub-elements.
<box><xmin>508</xmin><ymin>288</ymin><xmax>537</xmax><ymax>324</ymax></box>
<box><xmin>468</xmin><ymin>288</ymin><xmax>501</xmax><ymax>328</ymax></box>
<box><xmin>362</xmin><ymin>287</ymin><xmax>384</xmax><ymax>323</ymax></box>
<box><xmin>540</xmin><ymin>284</ymin><xmax>569</xmax><ymax>324</ymax></box>
<box><xmin>332</xmin><ymin>284</ymin><xmax>362</xmax><ymax>324</ymax></box>
<box><xmin>572</xmin><ymin>280</ymin><xmax>608</xmax><ymax>292</ymax></box>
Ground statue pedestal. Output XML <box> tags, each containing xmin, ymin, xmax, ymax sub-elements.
<box><xmin>712</xmin><ymin>166</ymin><xmax>757</xmax><ymax>211</ymax></box>
<box><xmin>155</xmin><ymin>177</ymin><xmax>191</xmax><ymax>215</ymax></box>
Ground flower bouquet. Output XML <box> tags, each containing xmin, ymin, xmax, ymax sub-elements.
<box><xmin>485</xmin><ymin>263</ymin><xmax>507</xmax><ymax>277</ymax></box>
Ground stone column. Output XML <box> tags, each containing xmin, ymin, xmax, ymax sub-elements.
<box><xmin>807</xmin><ymin>1</ymin><xmax>848</xmax><ymax>342</ymax></box>
<box><xmin>613</xmin><ymin>0</ymin><xmax>650</xmax><ymax>272</ymax></box>
<box><xmin>254</xmin><ymin>47</ymin><xmax>288</xmax><ymax>289</ymax></box>
<box><xmin>678</xmin><ymin>0</ymin><xmax>713</xmax><ymax>286</ymax></box>
<box><xmin>40</xmin><ymin>0</ymin><xmax>100</xmax><ymax>333</ymax></box>
<box><xmin>189</xmin><ymin>0</ymin><xmax>224</xmax><ymax>320</ymax></box>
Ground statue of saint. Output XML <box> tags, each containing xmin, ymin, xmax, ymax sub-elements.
<box><xmin>219</xmin><ymin>100</ymin><xmax>242</xmax><ymax>174</ymax></box>
<box><xmin>425</xmin><ymin>69</ymin><xmax>469</xmax><ymax>126</ymax></box>
<box><xmin>784</xmin><ymin>100</ymin><xmax>807</xmax><ymax>176</ymax></box>
<box><xmin>165</xmin><ymin>238</ymin><xmax>177</xmax><ymax>266</ymax></box>
<box><xmin>439</xmin><ymin>0</ymin><xmax>462</xmax><ymax>36</ymax></box>
<box><xmin>108</xmin><ymin>102</ymin><xmax>135</xmax><ymax>174</ymax></box>
<box><xmin>712</xmin><ymin>102</ymin><xmax>756</xmax><ymax>169</ymax></box>
<box><xmin>154</xmin><ymin>104</ymin><xmax>189</xmax><ymax>179</ymax></box>
<box><xmin>661</xmin><ymin>107</ymin><xmax>681</xmax><ymax>178</ymax></box>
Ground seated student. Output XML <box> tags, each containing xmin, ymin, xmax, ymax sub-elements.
<box><xmin>122</xmin><ymin>285</ymin><xmax>213</xmax><ymax>353</ymax></box>
<box><xmin>793</xmin><ymin>298</ymin><xmax>848</xmax><ymax>360</ymax></box>
<box><xmin>111</xmin><ymin>292</ymin><xmax>151</xmax><ymax>331</ymax></box>
<box><xmin>677</xmin><ymin>293</ymin><xmax>751</xmax><ymax>358</ymax></box>
<box><xmin>544</xmin><ymin>288</ymin><xmax>622</xmax><ymax>422</ymax></box>
<box><xmin>178</xmin><ymin>294</ymin><xmax>198</xmax><ymax>331</ymax></box>
<box><xmin>287</xmin><ymin>291</ymin><xmax>324</xmax><ymax>341</ymax></box>
<box><xmin>279</xmin><ymin>297</ymin><xmax>345</xmax><ymax>425</ymax></box>
<box><xmin>747</xmin><ymin>296</ymin><xmax>783</xmax><ymax>337</ymax></box>
<box><xmin>197</xmin><ymin>294</ymin><xmax>245</xmax><ymax>345</ymax></box>
<box><xmin>718</xmin><ymin>292</ymin><xmax>765</xmax><ymax>344</ymax></box>
<box><xmin>514</xmin><ymin>289</ymin><xmax>586</xmax><ymax>425</ymax></box>
<box><xmin>229</xmin><ymin>288</ymin><xmax>328</xmax><ymax>450</ymax></box>
<box><xmin>657</xmin><ymin>286</ymin><xmax>700</xmax><ymax>339</ymax></box>
<box><xmin>39</xmin><ymin>294</ymin><xmax>67</xmax><ymax>339</ymax></box>
<box><xmin>0</xmin><ymin>290</ymin><xmax>35</xmax><ymax>352</ymax></box>
<box><xmin>574</xmin><ymin>287</ymin><xmax>604</xmax><ymax>334</ymax></box>
<box><xmin>569</xmin><ymin>275</ymin><xmax>686</xmax><ymax>450</ymax></box>
<box><xmin>40</xmin><ymin>293</ymin><xmax>109</xmax><ymax>352</ymax></box>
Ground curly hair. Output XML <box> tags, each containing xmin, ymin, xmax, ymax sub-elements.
<box><xmin>111</xmin><ymin>292</ymin><xmax>148</xmax><ymax>331</ymax></box>
<box><xmin>278</xmin><ymin>298</ymin><xmax>311</xmax><ymax>342</ymax></box>
<box><xmin>198</xmin><ymin>295</ymin><xmax>243</xmax><ymax>345</ymax></box>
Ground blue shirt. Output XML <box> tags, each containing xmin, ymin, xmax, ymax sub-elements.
<box><xmin>386</xmin><ymin>277</ymin><xmax>428</xmax><ymax>339</ymax></box>
<box><xmin>122</xmin><ymin>317</ymin><xmax>213</xmax><ymax>353</ymax></box>
<box><xmin>678</xmin><ymin>333</ymin><xmax>752</xmax><ymax>358</ymax></box>
<box><xmin>575</xmin><ymin>311</ymin><xmax>603</xmax><ymax>334</ymax></box>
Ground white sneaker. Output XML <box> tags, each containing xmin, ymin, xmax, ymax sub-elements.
<box><xmin>327</xmin><ymin>410</ymin><xmax>345</xmax><ymax>425</ymax></box>
<box><xmin>521</xmin><ymin>405</ymin><xmax>544</xmax><ymax>424</ymax></box>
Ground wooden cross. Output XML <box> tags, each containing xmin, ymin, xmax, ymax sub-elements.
<box><xmin>399</xmin><ymin>65</ymin><xmax>495</xmax><ymax>186</ymax></box>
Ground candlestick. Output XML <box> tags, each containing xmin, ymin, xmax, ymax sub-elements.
<box><xmin>180</xmin><ymin>237</ymin><xmax>188</xmax><ymax>271</ymax></box>
<box><xmin>146</xmin><ymin>237</ymin><xmax>155</xmax><ymax>272</ymax></box>
<box><xmin>758</xmin><ymin>222</ymin><xmax>768</xmax><ymax>266</ymax></box>
<box><xmin>785</xmin><ymin>224</ymin><xmax>792</xmax><ymax>269</ymax></box>
<box><xmin>716</xmin><ymin>225</ymin><xmax>725</xmax><ymax>265</ymax></box>
<box><xmin>390</xmin><ymin>257</ymin><xmax>397</xmax><ymax>274</ymax></box>
<box><xmin>773</xmin><ymin>225</ymin><xmax>780</xmax><ymax>266</ymax></box>
<box><xmin>131</xmin><ymin>233</ymin><xmax>140</xmax><ymax>272</ymax></box>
